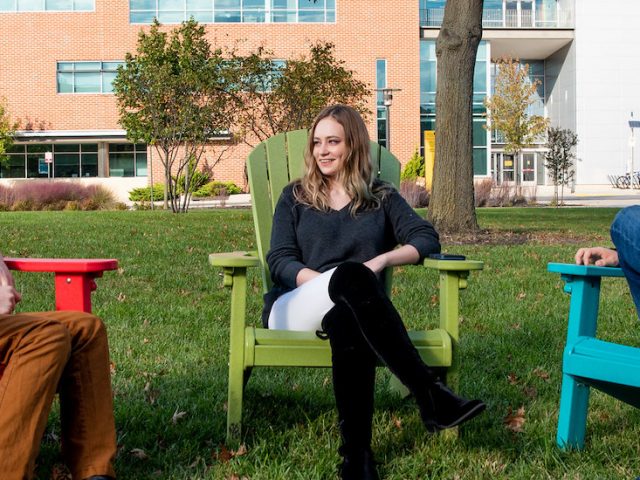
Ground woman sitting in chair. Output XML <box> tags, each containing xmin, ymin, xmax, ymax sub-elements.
<box><xmin>264</xmin><ymin>104</ymin><xmax>485</xmax><ymax>479</ymax></box>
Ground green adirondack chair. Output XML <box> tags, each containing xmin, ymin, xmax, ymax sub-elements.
<box><xmin>209</xmin><ymin>129</ymin><xmax>484</xmax><ymax>445</ymax></box>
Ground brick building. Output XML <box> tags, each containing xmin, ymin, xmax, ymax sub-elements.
<box><xmin>0</xmin><ymin>1</ymin><xmax>419</xmax><ymax>199</ymax></box>
<box><xmin>2</xmin><ymin>1</ymin><xmax>638</xmax><ymax>200</ymax></box>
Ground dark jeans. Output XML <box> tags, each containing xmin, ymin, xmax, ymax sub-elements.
<box><xmin>611</xmin><ymin>205</ymin><xmax>640</xmax><ymax>317</ymax></box>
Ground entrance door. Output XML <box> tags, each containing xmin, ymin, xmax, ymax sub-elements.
<box><xmin>502</xmin><ymin>153</ymin><xmax>515</xmax><ymax>183</ymax></box>
<box><xmin>522</xmin><ymin>152</ymin><xmax>536</xmax><ymax>184</ymax></box>
<box><xmin>491</xmin><ymin>151</ymin><xmax>540</xmax><ymax>185</ymax></box>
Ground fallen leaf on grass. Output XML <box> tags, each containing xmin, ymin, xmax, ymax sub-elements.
<box><xmin>109</xmin><ymin>361</ymin><xmax>116</xmax><ymax>375</ymax></box>
<box><xmin>507</xmin><ymin>372</ymin><xmax>518</xmax><ymax>385</ymax></box>
<box><xmin>172</xmin><ymin>407</ymin><xmax>187</xmax><ymax>424</ymax></box>
<box><xmin>391</xmin><ymin>414</ymin><xmax>403</xmax><ymax>430</ymax></box>
<box><xmin>117</xmin><ymin>292</ymin><xmax>126</xmax><ymax>302</ymax></box>
<box><xmin>233</xmin><ymin>444</ymin><xmax>248</xmax><ymax>457</ymax></box>
<box><xmin>430</xmin><ymin>294</ymin><xmax>438</xmax><ymax>306</ymax></box>
<box><xmin>516</xmin><ymin>292</ymin><xmax>526</xmax><ymax>301</ymax></box>
<box><xmin>504</xmin><ymin>406</ymin><xmax>526</xmax><ymax>433</ymax></box>
<box><xmin>533</xmin><ymin>367</ymin><xmax>550</xmax><ymax>381</ymax></box>
<box><xmin>131</xmin><ymin>448</ymin><xmax>149</xmax><ymax>460</ymax></box>
<box><xmin>212</xmin><ymin>444</ymin><xmax>248</xmax><ymax>463</ymax></box>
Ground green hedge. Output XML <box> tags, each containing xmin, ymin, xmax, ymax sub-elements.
<box><xmin>193</xmin><ymin>181</ymin><xmax>242</xmax><ymax>198</ymax></box>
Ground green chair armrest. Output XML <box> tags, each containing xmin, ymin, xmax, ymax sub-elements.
<box><xmin>423</xmin><ymin>258</ymin><xmax>484</xmax><ymax>272</ymax></box>
<box><xmin>209</xmin><ymin>251</ymin><xmax>261</xmax><ymax>268</ymax></box>
<box><xmin>422</xmin><ymin>258</ymin><xmax>484</xmax><ymax>344</ymax></box>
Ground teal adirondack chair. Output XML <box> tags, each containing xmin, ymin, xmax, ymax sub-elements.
<box><xmin>210</xmin><ymin>129</ymin><xmax>484</xmax><ymax>445</ymax></box>
<box><xmin>548</xmin><ymin>263</ymin><xmax>640</xmax><ymax>450</ymax></box>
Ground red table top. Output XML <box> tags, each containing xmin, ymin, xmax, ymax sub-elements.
<box><xmin>5</xmin><ymin>258</ymin><xmax>118</xmax><ymax>273</ymax></box>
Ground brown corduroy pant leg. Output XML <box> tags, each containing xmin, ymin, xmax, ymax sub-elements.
<box><xmin>0</xmin><ymin>311</ymin><xmax>116</xmax><ymax>480</ymax></box>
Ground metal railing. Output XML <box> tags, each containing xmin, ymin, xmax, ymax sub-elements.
<box><xmin>420</xmin><ymin>6</ymin><xmax>573</xmax><ymax>29</ymax></box>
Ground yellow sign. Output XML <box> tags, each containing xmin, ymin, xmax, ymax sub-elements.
<box><xmin>423</xmin><ymin>130</ymin><xmax>435</xmax><ymax>189</ymax></box>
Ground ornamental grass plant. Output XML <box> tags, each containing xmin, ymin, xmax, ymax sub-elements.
<box><xmin>0</xmin><ymin>180</ymin><xmax>117</xmax><ymax>211</ymax></box>
<box><xmin>2</xmin><ymin>207</ymin><xmax>638</xmax><ymax>479</ymax></box>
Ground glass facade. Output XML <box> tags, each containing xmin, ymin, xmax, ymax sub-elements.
<box><xmin>420</xmin><ymin>40</ymin><xmax>489</xmax><ymax>176</ymax></box>
<box><xmin>129</xmin><ymin>0</ymin><xmax>335</xmax><ymax>24</ymax></box>
<box><xmin>108</xmin><ymin>143</ymin><xmax>148</xmax><ymax>177</ymax></box>
<box><xmin>0</xmin><ymin>0</ymin><xmax>93</xmax><ymax>11</ymax></box>
<box><xmin>1</xmin><ymin>144</ymin><xmax>99</xmax><ymax>179</ymax></box>
<box><xmin>376</xmin><ymin>59</ymin><xmax>387</xmax><ymax>148</ymax></box>
<box><xmin>57</xmin><ymin>62</ymin><xmax>123</xmax><ymax>94</ymax></box>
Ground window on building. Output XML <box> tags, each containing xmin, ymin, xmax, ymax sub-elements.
<box><xmin>376</xmin><ymin>59</ymin><xmax>387</xmax><ymax>148</ymax></box>
<box><xmin>129</xmin><ymin>0</ymin><xmax>335</xmax><ymax>24</ymax></box>
<box><xmin>420</xmin><ymin>39</ymin><xmax>489</xmax><ymax>175</ymax></box>
<box><xmin>0</xmin><ymin>0</ymin><xmax>93</xmax><ymax>11</ymax></box>
<box><xmin>108</xmin><ymin>144</ymin><xmax>147</xmax><ymax>177</ymax></box>
<box><xmin>0</xmin><ymin>144</ymin><xmax>99</xmax><ymax>179</ymax></box>
<box><xmin>57</xmin><ymin>62</ymin><xmax>123</xmax><ymax>94</ymax></box>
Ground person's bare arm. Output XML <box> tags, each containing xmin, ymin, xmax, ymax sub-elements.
<box><xmin>0</xmin><ymin>253</ymin><xmax>21</xmax><ymax>314</ymax></box>
<box><xmin>363</xmin><ymin>245</ymin><xmax>420</xmax><ymax>275</ymax></box>
<box><xmin>575</xmin><ymin>247</ymin><xmax>619</xmax><ymax>267</ymax></box>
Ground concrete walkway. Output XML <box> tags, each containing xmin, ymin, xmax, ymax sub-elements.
<box><xmin>182</xmin><ymin>186</ymin><xmax>638</xmax><ymax>209</ymax></box>
<box><xmin>535</xmin><ymin>185</ymin><xmax>639</xmax><ymax>208</ymax></box>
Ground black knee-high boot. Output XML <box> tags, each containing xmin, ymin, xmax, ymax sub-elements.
<box><xmin>328</xmin><ymin>262</ymin><xmax>486</xmax><ymax>432</ymax></box>
<box><xmin>321</xmin><ymin>304</ymin><xmax>380</xmax><ymax>480</ymax></box>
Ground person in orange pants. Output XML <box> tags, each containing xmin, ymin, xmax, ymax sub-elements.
<box><xmin>0</xmin><ymin>254</ymin><xmax>116</xmax><ymax>480</ymax></box>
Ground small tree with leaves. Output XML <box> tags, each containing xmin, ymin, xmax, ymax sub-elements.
<box><xmin>0</xmin><ymin>97</ymin><xmax>16</xmax><ymax>167</ymax></box>
<box><xmin>484</xmin><ymin>57</ymin><xmax>548</xmax><ymax>186</ymax></box>
<box><xmin>545</xmin><ymin>126</ymin><xmax>578</xmax><ymax>206</ymax></box>
<box><xmin>229</xmin><ymin>42</ymin><xmax>370</xmax><ymax>146</ymax></box>
<box><xmin>113</xmin><ymin>20</ymin><xmax>233</xmax><ymax>213</ymax></box>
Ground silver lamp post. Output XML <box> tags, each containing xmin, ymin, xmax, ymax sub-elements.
<box><xmin>629</xmin><ymin>112</ymin><xmax>640</xmax><ymax>177</ymax></box>
<box><xmin>375</xmin><ymin>88</ymin><xmax>401</xmax><ymax>151</ymax></box>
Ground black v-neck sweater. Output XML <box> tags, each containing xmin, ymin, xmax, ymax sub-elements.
<box><xmin>266</xmin><ymin>182</ymin><xmax>441</xmax><ymax>291</ymax></box>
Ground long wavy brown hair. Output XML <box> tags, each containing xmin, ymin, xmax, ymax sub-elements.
<box><xmin>293</xmin><ymin>104</ymin><xmax>389</xmax><ymax>215</ymax></box>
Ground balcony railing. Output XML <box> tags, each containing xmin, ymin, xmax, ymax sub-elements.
<box><xmin>420</xmin><ymin>6</ymin><xmax>573</xmax><ymax>29</ymax></box>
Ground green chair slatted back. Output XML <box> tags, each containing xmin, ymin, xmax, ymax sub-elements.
<box><xmin>247</xmin><ymin>128</ymin><xmax>400</xmax><ymax>292</ymax></box>
<box><xmin>210</xmin><ymin>128</ymin><xmax>483</xmax><ymax>445</ymax></box>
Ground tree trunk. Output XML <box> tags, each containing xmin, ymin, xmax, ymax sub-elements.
<box><xmin>428</xmin><ymin>0</ymin><xmax>484</xmax><ymax>233</ymax></box>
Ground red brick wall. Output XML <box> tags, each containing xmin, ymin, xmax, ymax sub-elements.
<box><xmin>1</xmin><ymin>1</ymin><xmax>420</xmax><ymax>188</ymax></box>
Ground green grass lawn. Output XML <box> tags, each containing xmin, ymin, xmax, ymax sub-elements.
<box><xmin>2</xmin><ymin>207</ymin><xmax>639</xmax><ymax>480</ymax></box>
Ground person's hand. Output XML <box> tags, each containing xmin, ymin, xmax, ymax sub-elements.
<box><xmin>0</xmin><ymin>285</ymin><xmax>21</xmax><ymax>315</ymax></box>
<box><xmin>575</xmin><ymin>247</ymin><xmax>619</xmax><ymax>267</ymax></box>
<box><xmin>364</xmin><ymin>254</ymin><xmax>388</xmax><ymax>274</ymax></box>
<box><xmin>0</xmin><ymin>257</ymin><xmax>22</xmax><ymax>314</ymax></box>
<box><xmin>0</xmin><ymin>256</ymin><xmax>14</xmax><ymax>287</ymax></box>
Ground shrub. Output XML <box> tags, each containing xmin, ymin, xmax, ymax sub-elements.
<box><xmin>474</xmin><ymin>178</ymin><xmax>493</xmax><ymax>207</ymax></box>
<box><xmin>401</xmin><ymin>148</ymin><xmax>425</xmax><ymax>181</ymax></box>
<box><xmin>399</xmin><ymin>180</ymin><xmax>430</xmax><ymax>208</ymax></box>
<box><xmin>12</xmin><ymin>180</ymin><xmax>84</xmax><ymax>209</ymax></box>
<box><xmin>129</xmin><ymin>184</ymin><xmax>166</xmax><ymax>202</ymax></box>
<box><xmin>193</xmin><ymin>181</ymin><xmax>242</xmax><ymax>198</ymax></box>
<box><xmin>175</xmin><ymin>169</ymin><xmax>211</xmax><ymax>195</ymax></box>
<box><xmin>85</xmin><ymin>185</ymin><xmax>116</xmax><ymax>210</ymax></box>
<box><xmin>472</xmin><ymin>179</ymin><xmax>538</xmax><ymax>207</ymax></box>
<box><xmin>0</xmin><ymin>184</ymin><xmax>14</xmax><ymax>209</ymax></box>
<box><xmin>3</xmin><ymin>181</ymin><xmax>117</xmax><ymax>211</ymax></box>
